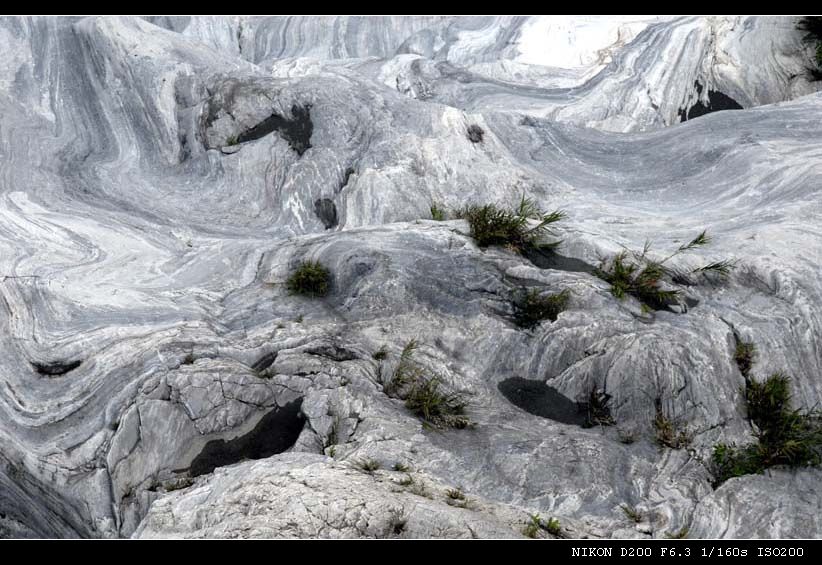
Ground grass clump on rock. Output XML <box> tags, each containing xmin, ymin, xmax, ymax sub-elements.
<box><xmin>595</xmin><ymin>231</ymin><xmax>734</xmax><ymax>310</ymax></box>
<box><xmin>459</xmin><ymin>196</ymin><xmax>566</xmax><ymax>253</ymax></box>
<box><xmin>513</xmin><ymin>288</ymin><xmax>570</xmax><ymax>329</ymax></box>
<box><xmin>467</xmin><ymin>124</ymin><xmax>485</xmax><ymax>143</ymax></box>
<box><xmin>286</xmin><ymin>260</ymin><xmax>330</xmax><ymax>297</ymax></box>
<box><xmin>734</xmin><ymin>339</ymin><xmax>757</xmax><ymax>378</ymax></box>
<box><xmin>383</xmin><ymin>339</ymin><xmax>471</xmax><ymax>430</ymax></box>
<box><xmin>712</xmin><ymin>373</ymin><xmax>822</xmax><ymax>486</ymax></box>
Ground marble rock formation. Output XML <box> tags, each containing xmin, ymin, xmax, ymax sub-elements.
<box><xmin>0</xmin><ymin>16</ymin><xmax>820</xmax><ymax>539</ymax></box>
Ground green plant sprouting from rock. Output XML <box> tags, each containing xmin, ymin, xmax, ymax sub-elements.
<box><xmin>286</xmin><ymin>260</ymin><xmax>331</xmax><ymax>297</ymax></box>
<box><xmin>382</xmin><ymin>339</ymin><xmax>472</xmax><ymax>430</ymax></box>
<box><xmin>712</xmin><ymin>372</ymin><xmax>822</xmax><ymax>486</ymax></box>
<box><xmin>458</xmin><ymin>195</ymin><xmax>566</xmax><ymax>252</ymax></box>
<box><xmin>513</xmin><ymin>288</ymin><xmax>570</xmax><ymax>329</ymax></box>
<box><xmin>595</xmin><ymin>231</ymin><xmax>734</xmax><ymax>310</ymax></box>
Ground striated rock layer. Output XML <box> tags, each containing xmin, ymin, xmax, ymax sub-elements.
<box><xmin>0</xmin><ymin>16</ymin><xmax>820</xmax><ymax>539</ymax></box>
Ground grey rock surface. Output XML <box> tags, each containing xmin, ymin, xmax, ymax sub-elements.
<box><xmin>0</xmin><ymin>16</ymin><xmax>820</xmax><ymax>539</ymax></box>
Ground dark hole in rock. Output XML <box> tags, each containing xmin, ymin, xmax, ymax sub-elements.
<box><xmin>237</xmin><ymin>103</ymin><xmax>313</xmax><ymax>156</ymax></box>
<box><xmin>251</xmin><ymin>351</ymin><xmax>278</xmax><ymax>373</ymax></box>
<box><xmin>498</xmin><ymin>377</ymin><xmax>588</xmax><ymax>426</ymax></box>
<box><xmin>314</xmin><ymin>198</ymin><xmax>338</xmax><ymax>229</ymax></box>
<box><xmin>32</xmin><ymin>360</ymin><xmax>82</xmax><ymax>376</ymax></box>
<box><xmin>467</xmin><ymin>124</ymin><xmax>484</xmax><ymax>143</ymax></box>
<box><xmin>523</xmin><ymin>246</ymin><xmax>596</xmax><ymax>274</ymax></box>
<box><xmin>189</xmin><ymin>398</ymin><xmax>305</xmax><ymax>477</ymax></box>
<box><xmin>304</xmin><ymin>344</ymin><xmax>359</xmax><ymax>362</ymax></box>
<box><xmin>339</xmin><ymin>167</ymin><xmax>355</xmax><ymax>192</ymax></box>
<box><xmin>678</xmin><ymin>81</ymin><xmax>742</xmax><ymax>122</ymax></box>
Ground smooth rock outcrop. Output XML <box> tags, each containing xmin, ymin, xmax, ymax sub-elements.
<box><xmin>0</xmin><ymin>16</ymin><xmax>820</xmax><ymax>539</ymax></box>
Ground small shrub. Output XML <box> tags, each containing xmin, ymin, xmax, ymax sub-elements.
<box><xmin>405</xmin><ymin>376</ymin><xmax>470</xmax><ymax>430</ymax></box>
<box><xmin>462</xmin><ymin>196</ymin><xmax>565</xmax><ymax>252</ymax></box>
<box><xmin>225</xmin><ymin>135</ymin><xmax>239</xmax><ymax>147</ymax></box>
<box><xmin>654</xmin><ymin>400</ymin><xmax>693</xmax><ymax>450</ymax></box>
<box><xmin>430</xmin><ymin>202</ymin><xmax>447</xmax><ymax>221</ymax></box>
<box><xmin>392</xmin><ymin>462</ymin><xmax>410</xmax><ymax>472</ymax></box>
<box><xmin>734</xmin><ymin>339</ymin><xmax>757</xmax><ymax>378</ymax></box>
<box><xmin>582</xmin><ymin>387</ymin><xmax>616</xmax><ymax>428</ymax></box>
<box><xmin>620</xmin><ymin>504</ymin><xmax>642</xmax><ymax>523</ymax></box>
<box><xmin>513</xmin><ymin>288</ymin><xmax>570</xmax><ymax>329</ymax></box>
<box><xmin>355</xmin><ymin>458</ymin><xmax>381</xmax><ymax>473</ymax></box>
<box><xmin>372</xmin><ymin>345</ymin><xmax>388</xmax><ymax>361</ymax></box>
<box><xmin>467</xmin><ymin>124</ymin><xmax>484</xmax><ymax>143</ymax></box>
<box><xmin>523</xmin><ymin>514</ymin><xmax>542</xmax><ymax>538</ymax></box>
<box><xmin>286</xmin><ymin>260</ymin><xmax>330</xmax><ymax>297</ymax></box>
<box><xmin>595</xmin><ymin>231</ymin><xmax>733</xmax><ymax>310</ymax></box>
<box><xmin>523</xmin><ymin>514</ymin><xmax>562</xmax><ymax>538</ymax></box>
<box><xmin>295</xmin><ymin>314</ymin><xmax>304</xmax><ymax>323</ymax></box>
<box><xmin>545</xmin><ymin>517</ymin><xmax>562</xmax><ymax>536</ymax></box>
<box><xmin>712</xmin><ymin>373</ymin><xmax>822</xmax><ymax>486</ymax></box>
<box><xmin>397</xmin><ymin>474</ymin><xmax>414</xmax><ymax>487</ymax></box>
<box><xmin>384</xmin><ymin>339</ymin><xmax>472</xmax><ymax>429</ymax></box>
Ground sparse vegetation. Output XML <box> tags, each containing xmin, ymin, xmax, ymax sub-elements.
<box><xmin>397</xmin><ymin>474</ymin><xmax>415</xmax><ymax>487</ymax></box>
<box><xmin>620</xmin><ymin>504</ymin><xmax>642</xmax><ymax>523</ymax></box>
<box><xmin>545</xmin><ymin>517</ymin><xmax>562</xmax><ymax>536</ymax></box>
<box><xmin>734</xmin><ymin>339</ymin><xmax>757</xmax><ymax>378</ymax></box>
<box><xmin>372</xmin><ymin>345</ymin><xmax>388</xmax><ymax>361</ymax></box>
<box><xmin>393</xmin><ymin>462</ymin><xmax>410</xmax><ymax>472</ymax></box>
<box><xmin>595</xmin><ymin>231</ymin><xmax>734</xmax><ymax>310</ymax></box>
<box><xmin>523</xmin><ymin>514</ymin><xmax>562</xmax><ymax>538</ymax></box>
<box><xmin>467</xmin><ymin>124</ymin><xmax>485</xmax><ymax>143</ymax></box>
<box><xmin>798</xmin><ymin>17</ymin><xmax>822</xmax><ymax>80</ymax></box>
<box><xmin>666</xmin><ymin>526</ymin><xmax>690</xmax><ymax>539</ymax></box>
<box><xmin>295</xmin><ymin>314</ymin><xmax>304</xmax><ymax>323</ymax></box>
<box><xmin>712</xmin><ymin>373</ymin><xmax>822</xmax><ymax>486</ymax></box>
<box><xmin>523</xmin><ymin>514</ymin><xmax>542</xmax><ymax>538</ymax></box>
<box><xmin>225</xmin><ymin>135</ymin><xmax>239</xmax><ymax>147</ymax></box>
<box><xmin>460</xmin><ymin>195</ymin><xmax>566</xmax><ymax>252</ymax></box>
<box><xmin>355</xmin><ymin>458</ymin><xmax>381</xmax><ymax>473</ymax></box>
<box><xmin>513</xmin><ymin>288</ymin><xmax>570</xmax><ymax>329</ymax></box>
<box><xmin>286</xmin><ymin>260</ymin><xmax>330</xmax><ymax>297</ymax></box>
<box><xmin>582</xmin><ymin>386</ymin><xmax>616</xmax><ymax>428</ymax></box>
<box><xmin>654</xmin><ymin>399</ymin><xmax>693</xmax><ymax>449</ymax></box>
<box><xmin>405</xmin><ymin>376</ymin><xmax>470</xmax><ymax>430</ymax></box>
<box><xmin>430</xmin><ymin>202</ymin><xmax>447</xmax><ymax>221</ymax></box>
<box><xmin>383</xmin><ymin>339</ymin><xmax>472</xmax><ymax>429</ymax></box>
<box><xmin>387</xmin><ymin>508</ymin><xmax>408</xmax><ymax>536</ymax></box>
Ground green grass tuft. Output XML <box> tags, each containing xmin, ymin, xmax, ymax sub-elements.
<box><xmin>461</xmin><ymin>195</ymin><xmax>565</xmax><ymax>252</ymax></box>
<box><xmin>712</xmin><ymin>373</ymin><xmax>822</xmax><ymax>486</ymax></box>
<box><xmin>372</xmin><ymin>345</ymin><xmax>388</xmax><ymax>361</ymax></box>
<box><xmin>734</xmin><ymin>339</ymin><xmax>757</xmax><ymax>378</ymax></box>
<box><xmin>513</xmin><ymin>288</ymin><xmax>570</xmax><ymax>329</ymax></box>
<box><xmin>355</xmin><ymin>458</ymin><xmax>381</xmax><ymax>473</ymax></box>
<box><xmin>286</xmin><ymin>260</ymin><xmax>330</xmax><ymax>297</ymax></box>
<box><xmin>430</xmin><ymin>202</ymin><xmax>447</xmax><ymax>221</ymax></box>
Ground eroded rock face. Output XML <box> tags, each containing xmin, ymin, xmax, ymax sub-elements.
<box><xmin>0</xmin><ymin>16</ymin><xmax>821</xmax><ymax>539</ymax></box>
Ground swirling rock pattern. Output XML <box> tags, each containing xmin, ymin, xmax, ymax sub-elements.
<box><xmin>0</xmin><ymin>15</ymin><xmax>820</xmax><ymax>539</ymax></box>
